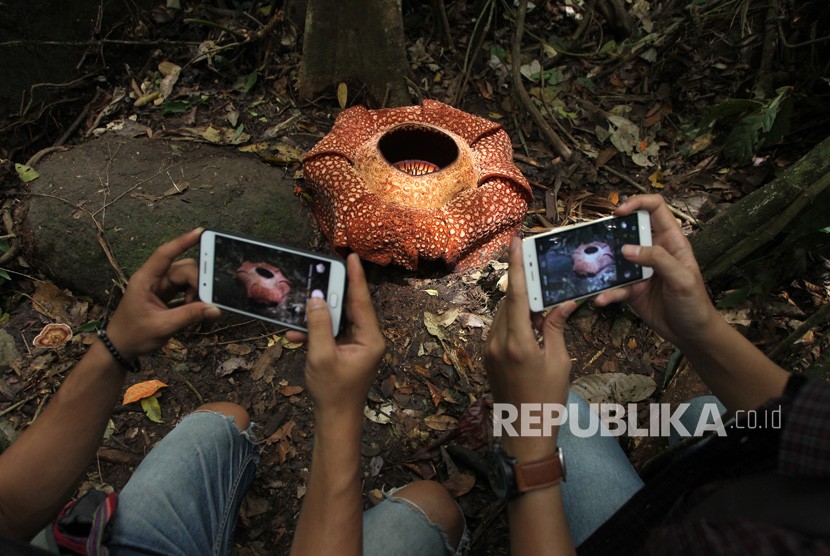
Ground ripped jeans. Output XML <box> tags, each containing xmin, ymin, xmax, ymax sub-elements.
<box><xmin>104</xmin><ymin>411</ymin><xmax>465</xmax><ymax>555</ymax></box>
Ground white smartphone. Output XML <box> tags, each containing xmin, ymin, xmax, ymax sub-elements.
<box><xmin>523</xmin><ymin>211</ymin><xmax>653</xmax><ymax>311</ymax></box>
<box><xmin>199</xmin><ymin>231</ymin><xmax>347</xmax><ymax>335</ymax></box>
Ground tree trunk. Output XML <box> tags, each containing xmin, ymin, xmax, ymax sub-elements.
<box><xmin>298</xmin><ymin>0</ymin><xmax>410</xmax><ymax>106</ymax></box>
<box><xmin>691</xmin><ymin>135</ymin><xmax>830</xmax><ymax>280</ymax></box>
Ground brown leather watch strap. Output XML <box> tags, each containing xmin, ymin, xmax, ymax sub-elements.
<box><xmin>514</xmin><ymin>449</ymin><xmax>565</xmax><ymax>493</ymax></box>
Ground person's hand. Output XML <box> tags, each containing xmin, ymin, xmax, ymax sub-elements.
<box><xmin>288</xmin><ymin>254</ymin><xmax>386</xmax><ymax>421</ymax></box>
<box><xmin>105</xmin><ymin>228</ymin><xmax>221</xmax><ymax>361</ymax></box>
<box><xmin>485</xmin><ymin>237</ymin><xmax>576</xmax><ymax>460</ymax></box>
<box><xmin>594</xmin><ymin>195</ymin><xmax>718</xmax><ymax>349</ymax></box>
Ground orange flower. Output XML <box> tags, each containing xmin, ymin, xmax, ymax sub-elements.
<box><xmin>301</xmin><ymin>100</ymin><xmax>531</xmax><ymax>270</ymax></box>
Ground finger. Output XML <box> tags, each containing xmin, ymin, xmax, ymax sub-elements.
<box><xmin>505</xmin><ymin>237</ymin><xmax>534</xmax><ymax>341</ymax></box>
<box><xmin>285</xmin><ymin>330</ymin><xmax>308</xmax><ymax>343</ymax></box>
<box><xmin>305</xmin><ymin>297</ymin><xmax>337</xmax><ymax>358</ymax></box>
<box><xmin>343</xmin><ymin>254</ymin><xmax>381</xmax><ymax>342</ymax></box>
<box><xmin>616</xmin><ymin>195</ymin><xmax>680</xmax><ymax>237</ymax></box>
<box><xmin>158</xmin><ymin>259</ymin><xmax>199</xmax><ymax>301</ymax></box>
<box><xmin>622</xmin><ymin>244</ymin><xmax>696</xmax><ymax>293</ymax></box>
<box><xmin>594</xmin><ymin>286</ymin><xmax>634</xmax><ymax>307</ymax></box>
<box><xmin>157</xmin><ymin>301</ymin><xmax>220</xmax><ymax>335</ymax></box>
<box><xmin>140</xmin><ymin>228</ymin><xmax>204</xmax><ymax>280</ymax></box>
<box><xmin>542</xmin><ymin>301</ymin><xmax>576</xmax><ymax>364</ymax></box>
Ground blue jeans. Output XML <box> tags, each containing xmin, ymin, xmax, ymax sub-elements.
<box><xmin>559</xmin><ymin>392</ymin><xmax>726</xmax><ymax>546</ymax></box>
<box><xmin>104</xmin><ymin>411</ymin><xmax>464</xmax><ymax>555</ymax></box>
<box><xmin>107</xmin><ymin>411</ymin><xmax>260</xmax><ymax>556</ymax></box>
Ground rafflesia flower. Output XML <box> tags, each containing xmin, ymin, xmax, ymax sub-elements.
<box><xmin>235</xmin><ymin>261</ymin><xmax>292</xmax><ymax>305</ymax></box>
<box><xmin>301</xmin><ymin>100</ymin><xmax>531</xmax><ymax>270</ymax></box>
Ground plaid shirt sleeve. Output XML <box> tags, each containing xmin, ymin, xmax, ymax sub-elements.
<box><xmin>778</xmin><ymin>377</ymin><xmax>830</xmax><ymax>477</ymax></box>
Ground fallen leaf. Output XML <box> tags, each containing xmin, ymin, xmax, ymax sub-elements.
<box><xmin>226</xmin><ymin>343</ymin><xmax>253</xmax><ymax>356</ymax></box>
<box><xmin>426</xmin><ymin>381</ymin><xmax>443</xmax><ymax>406</ymax></box>
<box><xmin>15</xmin><ymin>163</ymin><xmax>39</xmax><ymax>183</ymax></box>
<box><xmin>424</xmin><ymin>414</ymin><xmax>457</xmax><ymax>431</ymax></box>
<box><xmin>140</xmin><ymin>394</ymin><xmax>163</xmax><ymax>423</ymax></box>
<box><xmin>719</xmin><ymin>308</ymin><xmax>752</xmax><ymax>327</ymax></box>
<box><xmin>251</xmin><ymin>343</ymin><xmax>283</xmax><ymax>382</ymax></box>
<box><xmin>570</xmin><ymin>373</ymin><xmax>656</xmax><ymax>404</ymax></box>
<box><xmin>422</xmin><ymin>289</ymin><xmax>439</xmax><ymax>296</ymax></box>
<box><xmin>280</xmin><ymin>385</ymin><xmax>305</xmax><ymax>397</ymax></box>
<box><xmin>648</xmin><ymin>169</ymin><xmax>664</xmax><ymax>189</ymax></box>
<box><xmin>215</xmin><ymin>357</ymin><xmax>251</xmax><ymax>377</ymax></box>
<box><xmin>337</xmin><ymin>82</ymin><xmax>348</xmax><ymax>109</ymax></box>
<box><xmin>162</xmin><ymin>181</ymin><xmax>189</xmax><ymax>197</ymax></box>
<box><xmin>161</xmin><ymin>337</ymin><xmax>187</xmax><ymax>360</ymax></box>
<box><xmin>32</xmin><ymin>282</ymin><xmax>74</xmax><ymax>321</ymax></box>
<box><xmin>364</xmin><ymin>403</ymin><xmax>395</xmax><ymax>424</ymax></box>
<box><xmin>123</xmin><ymin>380</ymin><xmax>168</xmax><ymax>405</ymax></box>
<box><xmin>423</xmin><ymin>312</ymin><xmax>448</xmax><ymax>342</ymax></box>
<box><xmin>442</xmin><ymin>473</ymin><xmax>476</xmax><ymax>497</ymax></box>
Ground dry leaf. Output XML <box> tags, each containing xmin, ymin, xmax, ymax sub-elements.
<box><xmin>226</xmin><ymin>343</ymin><xmax>253</xmax><ymax>356</ymax></box>
<box><xmin>215</xmin><ymin>357</ymin><xmax>251</xmax><ymax>377</ymax></box>
<box><xmin>424</xmin><ymin>414</ymin><xmax>457</xmax><ymax>431</ymax></box>
<box><xmin>337</xmin><ymin>82</ymin><xmax>348</xmax><ymax>109</ymax></box>
<box><xmin>426</xmin><ymin>381</ymin><xmax>443</xmax><ymax>406</ymax></box>
<box><xmin>442</xmin><ymin>473</ymin><xmax>476</xmax><ymax>498</ymax></box>
<box><xmin>570</xmin><ymin>373</ymin><xmax>656</xmax><ymax>404</ymax></box>
<box><xmin>140</xmin><ymin>394</ymin><xmax>164</xmax><ymax>423</ymax></box>
<box><xmin>251</xmin><ymin>344</ymin><xmax>283</xmax><ymax>382</ymax></box>
<box><xmin>32</xmin><ymin>282</ymin><xmax>74</xmax><ymax>321</ymax></box>
<box><xmin>280</xmin><ymin>385</ymin><xmax>305</xmax><ymax>397</ymax></box>
<box><xmin>123</xmin><ymin>380</ymin><xmax>168</xmax><ymax>405</ymax></box>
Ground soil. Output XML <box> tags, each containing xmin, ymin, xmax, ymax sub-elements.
<box><xmin>0</xmin><ymin>1</ymin><xmax>828</xmax><ymax>554</ymax></box>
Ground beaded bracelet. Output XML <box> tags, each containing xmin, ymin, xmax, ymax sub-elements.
<box><xmin>97</xmin><ymin>318</ymin><xmax>140</xmax><ymax>372</ymax></box>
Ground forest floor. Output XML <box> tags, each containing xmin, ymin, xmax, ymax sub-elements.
<box><xmin>1</xmin><ymin>1</ymin><xmax>828</xmax><ymax>554</ymax></box>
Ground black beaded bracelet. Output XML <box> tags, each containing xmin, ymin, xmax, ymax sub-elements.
<box><xmin>97</xmin><ymin>318</ymin><xmax>140</xmax><ymax>372</ymax></box>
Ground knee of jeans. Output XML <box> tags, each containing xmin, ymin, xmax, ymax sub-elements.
<box><xmin>193</xmin><ymin>402</ymin><xmax>250</xmax><ymax>431</ymax></box>
<box><xmin>391</xmin><ymin>480</ymin><xmax>465</xmax><ymax>550</ymax></box>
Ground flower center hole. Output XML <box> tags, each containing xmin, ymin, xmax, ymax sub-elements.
<box><xmin>379</xmin><ymin>125</ymin><xmax>458</xmax><ymax>174</ymax></box>
<box><xmin>584</xmin><ymin>246</ymin><xmax>599</xmax><ymax>254</ymax></box>
<box><xmin>255</xmin><ymin>267</ymin><xmax>275</xmax><ymax>279</ymax></box>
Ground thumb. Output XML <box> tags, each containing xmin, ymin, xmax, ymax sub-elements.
<box><xmin>542</xmin><ymin>301</ymin><xmax>576</xmax><ymax>364</ymax></box>
<box><xmin>622</xmin><ymin>244</ymin><xmax>695</xmax><ymax>292</ymax></box>
<box><xmin>306</xmin><ymin>297</ymin><xmax>336</xmax><ymax>358</ymax></box>
<box><xmin>161</xmin><ymin>302</ymin><xmax>221</xmax><ymax>334</ymax></box>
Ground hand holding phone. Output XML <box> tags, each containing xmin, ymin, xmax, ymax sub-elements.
<box><xmin>199</xmin><ymin>231</ymin><xmax>346</xmax><ymax>334</ymax></box>
<box><xmin>523</xmin><ymin>211</ymin><xmax>653</xmax><ymax>311</ymax></box>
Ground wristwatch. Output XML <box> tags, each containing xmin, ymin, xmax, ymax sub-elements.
<box><xmin>487</xmin><ymin>446</ymin><xmax>566</xmax><ymax>500</ymax></box>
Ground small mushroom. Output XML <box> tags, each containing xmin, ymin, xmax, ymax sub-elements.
<box><xmin>122</xmin><ymin>380</ymin><xmax>168</xmax><ymax>405</ymax></box>
<box><xmin>32</xmin><ymin>323</ymin><xmax>73</xmax><ymax>348</ymax></box>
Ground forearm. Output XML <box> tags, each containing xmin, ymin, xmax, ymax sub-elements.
<box><xmin>680</xmin><ymin>317</ymin><xmax>789</xmax><ymax>413</ymax></box>
<box><xmin>509</xmin><ymin>485</ymin><xmax>574</xmax><ymax>555</ymax></box>
<box><xmin>291</xmin><ymin>411</ymin><xmax>363</xmax><ymax>556</ymax></box>
<box><xmin>0</xmin><ymin>342</ymin><xmax>125</xmax><ymax>538</ymax></box>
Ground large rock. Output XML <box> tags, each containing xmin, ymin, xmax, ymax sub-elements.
<box><xmin>23</xmin><ymin>135</ymin><xmax>316</xmax><ymax>299</ymax></box>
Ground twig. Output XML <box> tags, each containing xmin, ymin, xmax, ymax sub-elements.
<box><xmin>179</xmin><ymin>378</ymin><xmax>204</xmax><ymax>405</ymax></box>
<box><xmin>26</xmin><ymin>146</ymin><xmax>69</xmax><ymax>167</ymax></box>
<box><xmin>29</xmin><ymin>394</ymin><xmax>51</xmax><ymax>424</ymax></box>
<box><xmin>0</xmin><ymin>397</ymin><xmax>35</xmax><ymax>418</ymax></box>
<box><xmin>55</xmin><ymin>88</ymin><xmax>105</xmax><ymax>147</ymax></box>
<box><xmin>0</xmin><ymin>200</ymin><xmax>21</xmax><ymax>266</ymax></box>
<box><xmin>768</xmin><ymin>303</ymin><xmax>830</xmax><ymax>362</ymax></box>
<box><xmin>511</xmin><ymin>0</ymin><xmax>572</xmax><ymax>159</ymax></box>
<box><xmin>599</xmin><ymin>165</ymin><xmax>696</xmax><ymax>224</ymax></box>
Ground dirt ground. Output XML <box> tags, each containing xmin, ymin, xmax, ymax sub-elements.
<box><xmin>1</xmin><ymin>1</ymin><xmax>828</xmax><ymax>554</ymax></box>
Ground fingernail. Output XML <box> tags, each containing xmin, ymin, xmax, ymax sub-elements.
<box><xmin>193</xmin><ymin>226</ymin><xmax>205</xmax><ymax>235</ymax></box>
<box><xmin>307</xmin><ymin>297</ymin><xmax>326</xmax><ymax>310</ymax></box>
<box><xmin>622</xmin><ymin>244</ymin><xmax>640</xmax><ymax>257</ymax></box>
<box><xmin>205</xmin><ymin>304</ymin><xmax>221</xmax><ymax>318</ymax></box>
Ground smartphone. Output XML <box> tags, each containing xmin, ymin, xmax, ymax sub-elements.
<box><xmin>199</xmin><ymin>231</ymin><xmax>346</xmax><ymax>334</ymax></box>
<box><xmin>523</xmin><ymin>211</ymin><xmax>653</xmax><ymax>311</ymax></box>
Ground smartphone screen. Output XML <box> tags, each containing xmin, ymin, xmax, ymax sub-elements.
<box><xmin>525</xmin><ymin>212</ymin><xmax>652</xmax><ymax>309</ymax></box>
<box><xmin>199</xmin><ymin>231</ymin><xmax>346</xmax><ymax>333</ymax></box>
